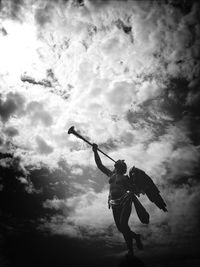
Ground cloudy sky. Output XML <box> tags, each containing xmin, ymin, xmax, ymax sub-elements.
<box><xmin>0</xmin><ymin>0</ymin><xmax>200</xmax><ymax>266</ymax></box>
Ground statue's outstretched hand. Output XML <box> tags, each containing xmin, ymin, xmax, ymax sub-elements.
<box><xmin>92</xmin><ymin>143</ymin><xmax>98</xmax><ymax>152</ymax></box>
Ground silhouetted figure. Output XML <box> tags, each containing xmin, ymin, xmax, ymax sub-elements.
<box><xmin>92</xmin><ymin>144</ymin><xmax>143</xmax><ymax>257</ymax></box>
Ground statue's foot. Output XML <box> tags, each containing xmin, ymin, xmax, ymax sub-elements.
<box><xmin>126</xmin><ymin>250</ymin><xmax>134</xmax><ymax>258</ymax></box>
<box><xmin>135</xmin><ymin>234</ymin><xmax>144</xmax><ymax>250</ymax></box>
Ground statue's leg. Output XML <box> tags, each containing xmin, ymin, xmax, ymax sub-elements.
<box><xmin>120</xmin><ymin>201</ymin><xmax>143</xmax><ymax>251</ymax></box>
<box><xmin>112</xmin><ymin>206</ymin><xmax>121</xmax><ymax>232</ymax></box>
<box><xmin>112</xmin><ymin>205</ymin><xmax>133</xmax><ymax>255</ymax></box>
<box><xmin>132</xmin><ymin>233</ymin><xmax>143</xmax><ymax>250</ymax></box>
<box><xmin>119</xmin><ymin>201</ymin><xmax>134</xmax><ymax>255</ymax></box>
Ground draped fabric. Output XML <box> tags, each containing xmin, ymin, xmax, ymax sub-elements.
<box><xmin>108</xmin><ymin>191</ymin><xmax>150</xmax><ymax>224</ymax></box>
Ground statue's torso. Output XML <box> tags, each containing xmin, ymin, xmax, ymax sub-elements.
<box><xmin>109</xmin><ymin>173</ymin><xmax>128</xmax><ymax>199</ymax></box>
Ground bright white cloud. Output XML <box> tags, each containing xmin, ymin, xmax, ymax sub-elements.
<box><xmin>0</xmin><ymin>0</ymin><xmax>199</xmax><ymax>169</ymax></box>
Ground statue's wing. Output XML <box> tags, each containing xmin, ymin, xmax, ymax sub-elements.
<box><xmin>132</xmin><ymin>194</ymin><xmax>150</xmax><ymax>224</ymax></box>
<box><xmin>130</xmin><ymin>167</ymin><xmax>167</xmax><ymax>212</ymax></box>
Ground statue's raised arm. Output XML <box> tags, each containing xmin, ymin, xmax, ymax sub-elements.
<box><xmin>92</xmin><ymin>143</ymin><xmax>112</xmax><ymax>177</ymax></box>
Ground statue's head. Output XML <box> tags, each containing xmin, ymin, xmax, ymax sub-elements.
<box><xmin>114</xmin><ymin>160</ymin><xmax>127</xmax><ymax>174</ymax></box>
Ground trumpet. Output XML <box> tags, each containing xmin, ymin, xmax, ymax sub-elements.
<box><xmin>68</xmin><ymin>126</ymin><xmax>116</xmax><ymax>163</ymax></box>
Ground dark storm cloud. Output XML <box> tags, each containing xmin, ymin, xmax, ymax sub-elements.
<box><xmin>0</xmin><ymin>156</ymin><xmax>70</xmax><ymax>220</ymax></box>
<box><xmin>3</xmin><ymin>126</ymin><xmax>19</xmax><ymax>137</ymax></box>
<box><xmin>0</xmin><ymin>0</ymin><xmax>25</xmax><ymax>21</ymax></box>
<box><xmin>0</xmin><ymin>136</ymin><xmax>4</xmax><ymax>145</ymax></box>
<box><xmin>166</xmin><ymin>0</ymin><xmax>198</xmax><ymax>14</ymax></box>
<box><xmin>34</xmin><ymin>2</ymin><xmax>55</xmax><ymax>26</ymax></box>
<box><xmin>0</xmin><ymin>92</ymin><xmax>25</xmax><ymax>122</ymax></box>
<box><xmin>21</xmin><ymin>75</ymin><xmax>52</xmax><ymax>87</ymax></box>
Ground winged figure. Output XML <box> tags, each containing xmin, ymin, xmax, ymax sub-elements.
<box><xmin>68</xmin><ymin>126</ymin><xmax>167</xmax><ymax>257</ymax></box>
<box><xmin>92</xmin><ymin>144</ymin><xmax>167</xmax><ymax>257</ymax></box>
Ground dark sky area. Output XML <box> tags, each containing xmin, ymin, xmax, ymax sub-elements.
<box><xmin>1</xmin><ymin>0</ymin><xmax>200</xmax><ymax>266</ymax></box>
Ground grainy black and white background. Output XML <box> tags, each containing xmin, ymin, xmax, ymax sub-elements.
<box><xmin>0</xmin><ymin>0</ymin><xmax>200</xmax><ymax>266</ymax></box>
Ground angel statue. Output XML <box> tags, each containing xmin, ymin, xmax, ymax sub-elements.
<box><xmin>68</xmin><ymin>126</ymin><xmax>167</xmax><ymax>258</ymax></box>
<box><xmin>92</xmin><ymin>143</ymin><xmax>167</xmax><ymax>257</ymax></box>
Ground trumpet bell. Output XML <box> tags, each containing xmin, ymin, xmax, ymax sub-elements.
<box><xmin>68</xmin><ymin>126</ymin><xmax>75</xmax><ymax>134</ymax></box>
